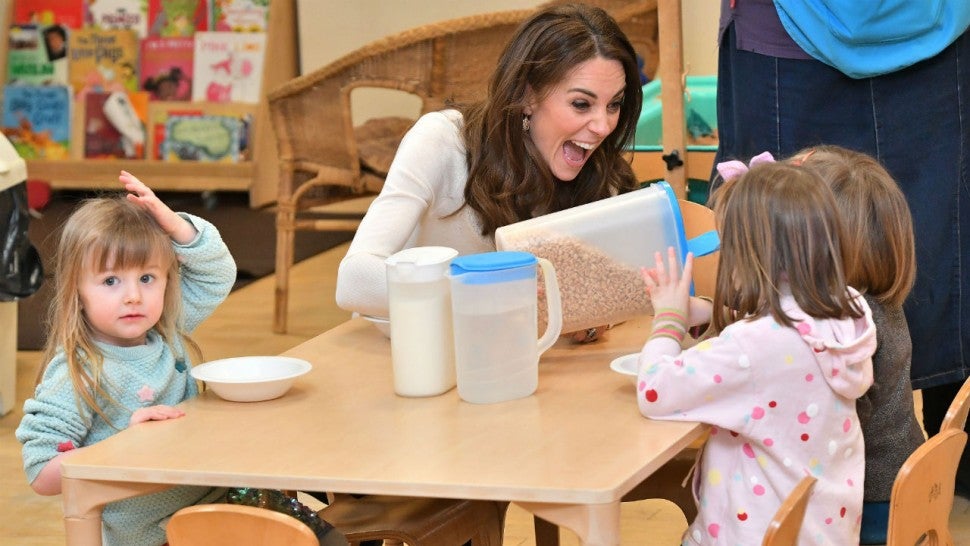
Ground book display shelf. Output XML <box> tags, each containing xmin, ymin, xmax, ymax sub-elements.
<box><xmin>0</xmin><ymin>0</ymin><xmax>298</xmax><ymax>206</ymax></box>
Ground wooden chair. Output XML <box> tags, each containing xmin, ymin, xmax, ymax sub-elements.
<box><xmin>885</xmin><ymin>376</ymin><xmax>970</xmax><ymax>546</ymax></box>
<box><xmin>762</xmin><ymin>476</ymin><xmax>817</xmax><ymax>546</ymax></box>
<box><xmin>319</xmin><ymin>494</ymin><xmax>508</xmax><ymax>546</ymax></box>
<box><xmin>679</xmin><ymin>198</ymin><xmax>719</xmax><ymax>299</ymax></box>
<box><xmin>166</xmin><ymin>504</ymin><xmax>319</xmax><ymax>546</ymax></box>
<box><xmin>267</xmin><ymin>1</ymin><xmax>660</xmax><ymax>333</ymax></box>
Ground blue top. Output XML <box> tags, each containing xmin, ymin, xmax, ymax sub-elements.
<box><xmin>774</xmin><ymin>0</ymin><xmax>970</xmax><ymax>78</ymax></box>
<box><xmin>16</xmin><ymin>213</ymin><xmax>237</xmax><ymax>546</ymax></box>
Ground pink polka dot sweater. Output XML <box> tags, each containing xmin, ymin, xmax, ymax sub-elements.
<box><xmin>638</xmin><ymin>289</ymin><xmax>876</xmax><ymax>546</ymax></box>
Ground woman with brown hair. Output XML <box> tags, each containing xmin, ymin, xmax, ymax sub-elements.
<box><xmin>335</xmin><ymin>3</ymin><xmax>643</xmax><ymax>341</ymax></box>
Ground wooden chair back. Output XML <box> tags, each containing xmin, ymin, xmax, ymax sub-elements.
<box><xmin>678</xmin><ymin>199</ymin><xmax>718</xmax><ymax>299</ymax></box>
<box><xmin>941</xmin><ymin>375</ymin><xmax>970</xmax><ymax>433</ymax></box>
<box><xmin>886</xmin><ymin>428</ymin><xmax>966</xmax><ymax>546</ymax></box>
<box><xmin>166</xmin><ymin>504</ymin><xmax>318</xmax><ymax>546</ymax></box>
<box><xmin>885</xmin><ymin>376</ymin><xmax>970</xmax><ymax>546</ymax></box>
<box><xmin>761</xmin><ymin>476</ymin><xmax>817</xmax><ymax>546</ymax></box>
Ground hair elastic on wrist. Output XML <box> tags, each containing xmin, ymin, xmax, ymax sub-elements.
<box><xmin>650</xmin><ymin>332</ymin><xmax>685</xmax><ymax>343</ymax></box>
<box><xmin>653</xmin><ymin>311</ymin><xmax>687</xmax><ymax>327</ymax></box>
<box><xmin>651</xmin><ymin>326</ymin><xmax>685</xmax><ymax>342</ymax></box>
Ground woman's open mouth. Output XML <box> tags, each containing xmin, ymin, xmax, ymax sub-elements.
<box><xmin>563</xmin><ymin>140</ymin><xmax>594</xmax><ymax>168</ymax></box>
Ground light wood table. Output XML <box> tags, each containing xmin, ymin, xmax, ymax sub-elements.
<box><xmin>60</xmin><ymin>316</ymin><xmax>705</xmax><ymax>546</ymax></box>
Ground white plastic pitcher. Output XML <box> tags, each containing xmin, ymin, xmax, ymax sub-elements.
<box><xmin>385</xmin><ymin>246</ymin><xmax>459</xmax><ymax>397</ymax></box>
<box><xmin>448</xmin><ymin>251</ymin><xmax>562</xmax><ymax>404</ymax></box>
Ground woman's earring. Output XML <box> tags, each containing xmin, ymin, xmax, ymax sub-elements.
<box><xmin>522</xmin><ymin>115</ymin><xmax>530</xmax><ymax>132</ymax></box>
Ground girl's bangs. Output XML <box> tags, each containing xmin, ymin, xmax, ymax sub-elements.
<box><xmin>86</xmin><ymin>224</ymin><xmax>172</xmax><ymax>272</ymax></box>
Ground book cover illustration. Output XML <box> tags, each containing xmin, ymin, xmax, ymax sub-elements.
<box><xmin>0</xmin><ymin>84</ymin><xmax>72</xmax><ymax>159</ymax></box>
<box><xmin>12</xmin><ymin>0</ymin><xmax>86</xmax><ymax>29</ymax></box>
<box><xmin>83</xmin><ymin>90</ymin><xmax>149</xmax><ymax>158</ymax></box>
<box><xmin>163</xmin><ymin>114</ymin><xmax>242</xmax><ymax>162</ymax></box>
<box><xmin>140</xmin><ymin>36</ymin><xmax>193</xmax><ymax>101</ymax></box>
<box><xmin>6</xmin><ymin>24</ymin><xmax>69</xmax><ymax>85</ymax></box>
<box><xmin>191</xmin><ymin>31</ymin><xmax>265</xmax><ymax>104</ymax></box>
<box><xmin>87</xmin><ymin>0</ymin><xmax>150</xmax><ymax>38</ymax></box>
<box><xmin>147</xmin><ymin>103</ymin><xmax>204</xmax><ymax>159</ymax></box>
<box><xmin>147</xmin><ymin>0</ymin><xmax>208</xmax><ymax>37</ymax></box>
<box><xmin>68</xmin><ymin>27</ymin><xmax>140</xmax><ymax>97</ymax></box>
<box><xmin>210</xmin><ymin>0</ymin><xmax>270</xmax><ymax>32</ymax></box>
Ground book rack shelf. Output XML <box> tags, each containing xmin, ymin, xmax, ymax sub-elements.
<box><xmin>0</xmin><ymin>0</ymin><xmax>299</xmax><ymax>207</ymax></box>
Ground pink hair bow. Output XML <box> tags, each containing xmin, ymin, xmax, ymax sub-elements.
<box><xmin>715</xmin><ymin>151</ymin><xmax>776</xmax><ymax>182</ymax></box>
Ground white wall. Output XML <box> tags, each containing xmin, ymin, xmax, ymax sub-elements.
<box><xmin>295</xmin><ymin>0</ymin><xmax>719</xmax><ymax>122</ymax></box>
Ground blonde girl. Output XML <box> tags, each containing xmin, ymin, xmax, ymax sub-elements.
<box><xmin>17</xmin><ymin>172</ymin><xmax>237</xmax><ymax>545</ymax></box>
<box><xmin>637</xmin><ymin>162</ymin><xmax>876</xmax><ymax>545</ymax></box>
<box><xmin>794</xmin><ymin>145</ymin><xmax>924</xmax><ymax>544</ymax></box>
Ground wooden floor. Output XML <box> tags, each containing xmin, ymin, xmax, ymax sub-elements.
<box><xmin>4</xmin><ymin>234</ymin><xmax>970</xmax><ymax>544</ymax></box>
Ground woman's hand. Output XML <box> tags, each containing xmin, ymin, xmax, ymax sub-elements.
<box><xmin>120</xmin><ymin>170</ymin><xmax>198</xmax><ymax>245</ymax></box>
<box><xmin>567</xmin><ymin>324</ymin><xmax>610</xmax><ymax>344</ymax></box>
<box><xmin>130</xmin><ymin>405</ymin><xmax>186</xmax><ymax>426</ymax></box>
<box><xmin>641</xmin><ymin>247</ymin><xmax>693</xmax><ymax>320</ymax></box>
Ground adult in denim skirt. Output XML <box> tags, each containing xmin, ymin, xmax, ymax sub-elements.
<box><xmin>710</xmin><ymin>0</ymin><xmax>970</xmax><ymax>528</ymax></box>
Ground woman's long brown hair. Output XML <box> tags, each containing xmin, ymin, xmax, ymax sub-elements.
<box><xmin>460</xmin><ymin>3</ymin><xmax>643</xmax><ymax>236</ymax></box>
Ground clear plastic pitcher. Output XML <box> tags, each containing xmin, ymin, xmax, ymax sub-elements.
<box><xmin>448</xmin><ymin>251</ymin><xmax>562</xmax><ymax>404</ymax></box>
<box><xmin>386</xmin><ymin>246</ymin><xmax>459</xmax><ymax>397</ymax></box>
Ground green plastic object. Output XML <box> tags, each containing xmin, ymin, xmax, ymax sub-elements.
<box><xmin>632</xmin><ymin>75</ymin><xmax>718</xmax><ymax>151</ymax></box>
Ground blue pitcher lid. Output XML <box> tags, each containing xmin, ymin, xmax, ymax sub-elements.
<box><xmin>450</xmin><ymin>251</ymin><xmax>536</xmax><ymax>274</ymax></box>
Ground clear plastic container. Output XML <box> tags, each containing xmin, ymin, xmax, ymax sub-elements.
<box><xmin>448</xmin><ymin>251</ymin><xmax>561</xmax><ymax>404</ymax></box>
<box><xmin>494</xmin><ymin>182</ymin><xmax>718</xmax><ymax>333</ymax></box>
<box><xmin>385</xmin><ymin>246</ymin><xmax>459</xmax><ymax>397</ymax></box>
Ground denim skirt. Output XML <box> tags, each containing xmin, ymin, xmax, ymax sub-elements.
<box><xmin>712</xmin><ymin>23</ymin><xmax>970</xmax><ymax>389</ymax></box>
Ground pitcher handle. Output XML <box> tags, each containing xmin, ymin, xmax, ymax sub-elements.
<box><xmin>536</xmin><ymin>257</ymin><xmax>562</xmax><ymax>354</ymax></box>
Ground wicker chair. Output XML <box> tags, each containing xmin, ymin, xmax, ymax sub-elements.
<box><xmin>267</xmin><ymin>1</ymin><xmax>659</xmax><ymax>333</ymax></box>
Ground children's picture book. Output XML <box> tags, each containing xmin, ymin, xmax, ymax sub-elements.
<box><xmin>209</xmin><ymin>0</ymin><xmax>270</xmax><ymax>32</ymax></box>
<box><xmin>67</xmin><ymin>27</ymin><xmax>140</xmax><ymax>97</ymax></box>
<box><xmin>147</xmin><ymin>0</ymin><xmax>208</xmax><ymax>37</ymax></box>
<box><xmin>12</xmin><ymin>0</ymin><xmax>86</xmax><ymax>29</ymax></box>
<box><xmin>147</xmin><ymin>101</ymin><xmax>252</xmax><ymax>160</ymax></box>
<box><xmin>0</xmin><ymin>84</ymin><xmax>72</xmax><ymax>159</ymax></box>
<box><xmin>162</xmin><ymin>114</ymin><xmax>242</xmax><ymax>162</ymax></box>
<box><xmin>83</xmin><ymin>90</ymin><xmax>149</xmax><ymax>159</ymax></box>
<box><xmin>87</xmin><ymin>0</ymin><xmax>150</xmax><ymax>38</ymax></box>
<box><xmin>6</xmin><ymin>24</ymin><xmax>69</xmax><ymax>85</ymax></box>
<box><xmin>147</xmin><ymin>103</ymin><xmax>204</xmax><ymax>159</ymax></box>
<box><xmin>140</xmin><ymin>36</ymin><xmax>194</xmax><ymax>101</ymax></box>
<box><xmin>191</xmin><ymin>31</ymin><xmax>266</xmax><ymax>104</ymax></box>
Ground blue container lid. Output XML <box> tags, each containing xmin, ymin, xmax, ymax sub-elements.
<box><xmin>449</xmin><ymin>251</ymin><xmax>537</xmax><ymax>284</ymax></box>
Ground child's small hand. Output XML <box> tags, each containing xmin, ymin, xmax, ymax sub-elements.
<box><xmin>120</xmin><ymin>170</ymin><xmax>197</xmax><ymax>245</ymax></box>
<box><xmin>129</xmin><ymin>405</ymin><xmax>186</xmax><ymax>426</ymax></box>
<box><xmin>641</xmin><ymin>247</ymin><xmax>693</xmax><ymax>319</ymax></box>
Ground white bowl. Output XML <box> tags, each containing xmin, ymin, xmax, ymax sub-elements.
<box><xmin>361</xmin><ymin>314</ymin><xmax>391</xmax><ymax>338</ymax></box>
<box><xmin>190</xmin><ymin>356</ymin><xmax>312</xmax><ymax>402</ymax></box>
<box><xmin>609</xmin><ymin>353</ymin><xmax>639</xmax><ymax>381</ymax></box>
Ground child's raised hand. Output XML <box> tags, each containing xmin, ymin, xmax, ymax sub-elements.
<box><xmin>641</xmin><ymin>247</ymin><xmax>693</xmax><ymax>319</ymax></box>
<box><xmin>119</xmin><ymin>170</ymin><xmax>197</xmax><ymax>245</ymax></box>
<box><xmin>129</xmin><ymin>405</ymin><xmax>186</xmax><ymax>426</ymax></box>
